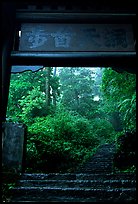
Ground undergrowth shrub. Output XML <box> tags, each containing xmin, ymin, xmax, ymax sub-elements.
<box><xmin>26</xmin><ymin>108</ymin><xmax>115</xmax><ymax>173</ymax></box>
<box><xmin>89</xmin><ymin>118</ymin><xmax>115</xmax><ymax>143</ymax></box>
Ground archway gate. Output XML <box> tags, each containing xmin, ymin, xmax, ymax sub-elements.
<box><xmin>2</xmin><ymin>0</ymin><xmax>136</xmax><ymax>171</ymax></box>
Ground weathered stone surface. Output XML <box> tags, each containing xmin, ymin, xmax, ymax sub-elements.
<box><xmin>10</xmin><ymin>186</ymin><xmax>136</xmax><ymax>202</ymax></box>
<box><xmin>9</xmin><ymin>143</ymin><xmax>136</xmax><ymax>202</ymax></box>
<box><xmin>21</xmin><ymin>172</ymin><xmax>136</xmax><ymax>181</ymax></box>
<box><xmin>2</xmin><ymin>122</ymin><xmax>26</xmax><ymax>172</ymax></box>
<box><xmin>16</xmin><ymin>178</ymin><xmax>136</xmax><ymax>188</ymax></box>
<box><xmin>76</xmin><ymin>143</ymin><xmax>116</xmax><ymax>173</ymax></box>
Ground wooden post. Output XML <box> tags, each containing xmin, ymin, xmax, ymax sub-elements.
<box><xmin>2</xmin><ymin>2</ymin><xmax>16</xmax><ymax>121</ymax></box>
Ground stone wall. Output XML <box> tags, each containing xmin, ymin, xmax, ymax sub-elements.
<box><xmin>2</xmin><ymin>122</ymin><xmax>26</xmax><ymax>172</ymax></box>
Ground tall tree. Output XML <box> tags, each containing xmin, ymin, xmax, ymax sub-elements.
<box><xmin>7</xmin><ymin>67</ymin><xmax>60</xmax><ymax>124</ymax></box>
<box><xmin>45</xmin><ymin>67</ymin><xmax>51</xmax><ymax>112</ymax></box>
<box><xmin>101</xmin><ymin>68</ymin><xmax>136</xmax><ymax>132</ymax></box>
<box><xmin>52</xmin><ymin>67</ymin><xmax>57</xmax><ymax>108</ymax></box>
<box><xmin>59</xmin><ymin>67</ymin><xmax>99</xmax><ymax>119</ymax></box>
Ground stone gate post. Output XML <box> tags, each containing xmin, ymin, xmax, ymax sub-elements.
<box><xmin>2</xmin><ymin>122</ymin><xmax>26</xmax><ymax>172</ymax></box>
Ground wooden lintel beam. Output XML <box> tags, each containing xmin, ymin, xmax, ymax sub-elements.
<box><xmin>16</xmin><ymin>12</ymin><xmax>136</xmax><ymax>23</ymax></box>
<box><xmin>11</xmin><ymin>51</ymin><xmax>136</xmax><ymax>70</ymax></box>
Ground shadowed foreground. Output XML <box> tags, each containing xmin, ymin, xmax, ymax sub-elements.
<box><xmin>9</xmin><ymin>143</ymin><xmax>136</xmax><ymax>202</ymax></box>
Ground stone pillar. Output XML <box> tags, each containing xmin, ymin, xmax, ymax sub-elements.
<box><xmin>2</xmin><ymin>122</ymin><xmax>26</xmax><ymax>172</ymax></box>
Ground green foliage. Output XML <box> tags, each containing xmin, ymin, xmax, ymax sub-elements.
<box><xmin>6</xmin><ymin>67</ymin><xmax>136</xmax><ymax>173</ymax></box>
<box><xmin>2</xmin><ymin>182</ymin><xmax>14</xmax><ymax>202</ymax></box>
<box><xmin>25</xmin><ymin>103</ymin><xmax>116</xmax><ymax>172</ymax></box>
<box><xmin>26</xmin><ymin>107</ymin><xmax>101</xmax><ymax>172</ymax></box>
<box><xmin>118</xmin><ymin>92</ymin><xmax>136</xmax><ymax>131</ymax></box>
<box><xmin>59</xmin><ymin>67</ymin><xmax>99</xmax><ymax>119</ymax></box>
<box><xmin>89</xmin><ymin>118</ymin><xmax>116</xmax><ymax>143</ymax></box>
<box><xmin>18</xmin><ymin>86</ymin><xmax>46</xmax><ymax>125</ymax></box>
<box><xmin>101</xmin><ymin>68</ymin><xmax>136</xmax><ymax>132</ymax></box>
<box><xmin>2</xmin><ymin>172</ymin><xmax>20</xmax><ymax>202</ymax></box>
<box><xmin>7</xmin><ymin>67</ymin><xmax>60</xmax><ymax>124</ymax></box>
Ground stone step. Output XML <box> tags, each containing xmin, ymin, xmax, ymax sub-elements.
<box><xmin>9</xmin><ymin>143</ymin><xmax>136</xmax><ymax>202</ymax></box>
<box><xmin>85</xmin><ymin>155</ymin><xmax>115</xmax><ymax>160</ymax></box>
<box><xmin>80</xmin><ymin>163</ymin><xmax>113</xmax><ymax>168</ymax></box>
<box><xmin>82</xmin><ymin>166</ymin><xmax>113</xmax><ymax>169</ymax></box>
<box><xmin>10</xmin><ymin>187</ymin><xmax>136</xmax><ymax>202</ymax></box>
<box><xmin>77</xmin><ymin>173</ymin><xmax>136</xmax><ymax>180</ymax></box>
<box><xmin>88</xmin><ymin>155</ymin><xmax>115</xmax><ymax>159</ymax></box>
<box><xmin>76</xmin><ymin>143</ymin><xmax>117</xmax><ymax>174</ymax></box>
<box><xmin>79</xmin><ymin>164</ymin><xmax>113</xmax><ymax>169</ymax></box>
<box><xmin>77</xmin><ymin>170</ymin><xmax>115</xmax><ymax>173</ymax></box>
<box><xmin>93</xmin><ymin>149</ymin><xmax>115</xmax><ymax>152</ymax></box>
<box><xmin>85</xmin><ymin>156</ymin><xmax>114</xmax><ymax>160</ymax></box>
<box><xmin>85</xmin><ymin>159</ymin><xmax>114</xmax><ymax>163</ymax></box>
<box><xmin>77</xmin><ymin>169</ymin><xmax>115</xmax><ymax>173</ymax></box>
<box><xmin>93</xmin><ymin>150</ymin><xmax>116</xmax><ymax>153</ymax></box>
<box><xmin>16</xmin><ymin>179</ymin><xmax>136</xmax><ymax>188</ymax></box>
<box><xmin>21</xmin><ymin>173</ymin><xmax>76</xmax><ymax>180</ymax></box>
<box><xmin>80</xmin><ymin>165</ymin><xmax>113</xmax><ymax>169</ymax></box>
<box><xmin>21</xmin><ymin>173</ymin><xmax>136</xmax><ymax>181</ymax></box>
<box><xmin>81</xmin><ymin>163</ymin><xmax>113</xmax><ymax>166</ymax></box>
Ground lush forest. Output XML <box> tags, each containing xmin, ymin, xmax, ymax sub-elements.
<box><xmin>6</xmin><ymin>67</ymin><xmax>136</xmax><ymax>173</ymax></box>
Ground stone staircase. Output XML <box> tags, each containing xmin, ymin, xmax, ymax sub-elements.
<box><xmin>76</xmin><ymin>143</ymin><xmax>116</xmax><ymax>173</ymax></box>
<box><xmin>9</xmin><ymin>143</ymin><xmax>136</xmax><ymax>202</ymax></box>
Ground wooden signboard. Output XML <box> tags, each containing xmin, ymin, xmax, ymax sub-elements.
<box><xmin>19</xmin><ymin>23</ymin><xmax>135</xmax><ymax>52</ymax></box>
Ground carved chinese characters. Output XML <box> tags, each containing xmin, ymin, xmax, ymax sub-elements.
<box><xmin>19</xmin><ymin>24</ymin><xmax>135</xmax><ymax>51</ymax></box>
<box><xmin>27</xmin><ymin>29</ymin><xmax>48</xmax><ymax>49</ymax></box>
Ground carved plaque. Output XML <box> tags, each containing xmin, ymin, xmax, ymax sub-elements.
<box><xmin>19</xmin><ymin>23</ymin><xmax>135</xmax><ymax>51</ymax></box>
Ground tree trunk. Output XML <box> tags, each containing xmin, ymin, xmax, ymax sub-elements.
<box><xmin>52</xmin><ymin>67</ymin><xmax>57</xmax><ymax>108</ymax></box>
<box><xmin>74</xmin><ymin>89</ymin><xmax>79</xmax><ymax>107</ymax></box>
<box><xmin>45</xmin><ymin>67</ymin><xmax>51</xmax><ymax>113</ymax></box>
